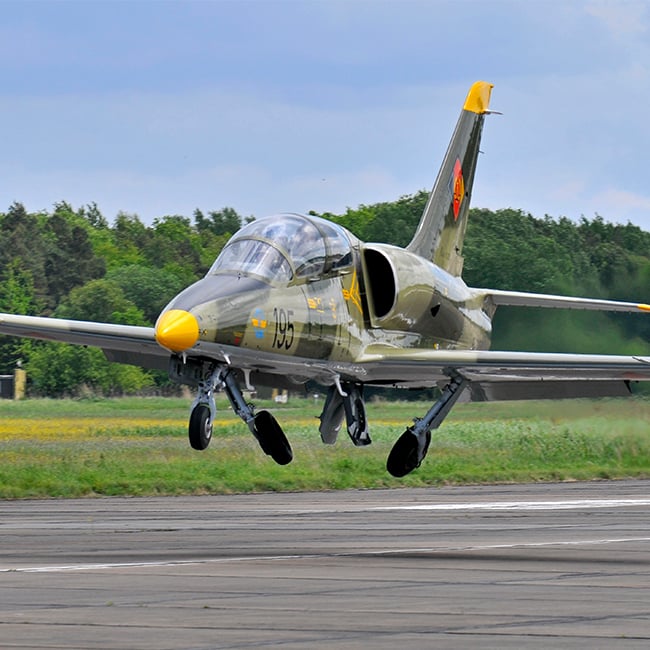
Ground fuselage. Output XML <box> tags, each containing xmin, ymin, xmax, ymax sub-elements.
<box><xmin>155</xmin><ymin>214</ymin><xmax>492</xmax><ymax>371</ymax></box>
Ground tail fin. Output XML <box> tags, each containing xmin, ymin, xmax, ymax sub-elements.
<box><xmin>407</xmin><ymin>81</ymin><xmax>494</xmax><ymax>276</ymax></box>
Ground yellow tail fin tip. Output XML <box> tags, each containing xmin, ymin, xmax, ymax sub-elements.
<box><xmin>463</xmin><ymin>81</ymin><xmax>493</xmax><ymax>114</ymax></box>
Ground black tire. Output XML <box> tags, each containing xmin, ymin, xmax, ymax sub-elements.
<box><xmin>386</xmin><ymin>429</ymin><xmax>429</xmax><ymax>477</ymax></box>
<box><xmin>254</xmin><ymin>410</ymin><xmax>293</xmax><ymax>465</ymax></box>
<box><xmin>189</xmin><ymin>404</ymin><xmax>212</xmax><ymax>451</ymax></box>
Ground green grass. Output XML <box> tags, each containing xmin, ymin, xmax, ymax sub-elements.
<box><xmin>1</xmin><ymin>396</ymin><xmax>649</xmax><ymax>498</ymax></box>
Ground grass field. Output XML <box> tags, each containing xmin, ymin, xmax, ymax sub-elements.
<box><xmin>1</xmin><ymin>396</ymin><xmax>649</xmax><ymax>498</ymax></box>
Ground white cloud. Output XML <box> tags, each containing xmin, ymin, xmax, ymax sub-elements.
<box><xmin>586</xmin><ymin>1</ymin><xmax>649</xmax><ymax>38</ymax></box>
<box><xmin>587</xmin><ymin>187</ymin><xmax>650</xmax><ymax>223</ymax></box>
<box><xmin>2</xmin><ymin>0</ymin><xmax>650</xmax><ymax>235</ymax></box>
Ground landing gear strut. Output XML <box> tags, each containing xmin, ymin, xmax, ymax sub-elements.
<box><xmin>386</xmin><ymin>375</ymin><xmax>468</xmax><ymax>478</ymax></box>
<box><xmin>188</xmin><ymin>364</ymin><xmax>292</xmax><ymax>465</ymax></box>
<box><xmin>318</xmin><ymin>381</ymin><xmax>370</xmax><ymax>447</ymax></box>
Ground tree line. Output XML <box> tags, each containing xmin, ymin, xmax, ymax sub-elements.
<box><xmin>1</xmin><ymin>196</ymin><xmax>649</xmax><ymax>396</ymax></box>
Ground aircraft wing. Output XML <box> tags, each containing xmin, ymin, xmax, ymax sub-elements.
<box><xmin>348</xmin><ymin>347</ymin><xmax>650</xmax><ymax>400</ymax></box>
<box><xmin>3</xmin><ymin>312</ymin><xmax>650</xmax><ymax>401</ymax></box>
<box><xmin>0</xmin><ymin>313</ymin><xmax>170</xmax><ymax>370</ymax></box>
<box><xmin>474</xmin><ymin>288</ymin><xmax>650</xmax><ymax>313</ymax></box>
<box><xmin>190</xmin><ymin>338</ymin><xmax>650</xmax><ymax>400</ymax></box>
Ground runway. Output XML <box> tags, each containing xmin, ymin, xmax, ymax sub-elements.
<box><xmin>1</xmin><ymin>480</ymin><xmax>650</xmax><ymax>649</ymax></box>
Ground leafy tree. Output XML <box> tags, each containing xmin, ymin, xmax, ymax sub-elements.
<box><xmin>461</xmin><ymin>209</ymin><xmax>650</xmax><ymax>355</ymax></box>
<box><xmin>321</xmin><ymin>191</ymin><xmax>427</xmax><ymax>247</ymax></box>
<box><xmin>106</xmin><ymin>265</ymin><xmax>186</xmax><ymax>323</ymax></box>
<box><xmin>0</xmin><ymin>260</ymin><xmax>40</xmax><ymax>316</ymax></box>
<box><xmin>29</xmin><ymin>279</ymin><xmax>153</xmax><ymax>396</ymax></box>
<box><xmin>0</xmin><ymin>202</ymin><xmax>49</xmax><ymax>304</ymax></box>
<box><xmin>80</xmin><ymin>201</ymin><xmax>109</xmax><ymax>230</ymax></box>
<box><xmin>110</xmin><ymin>212</ymin><xmax>150</xmax><ymax>266</ymax></box>
<box><xmin>55</xmin><ymin>279</ymin><xmax>147</xmax><ymax>326</ymax></box>
<box><xmin>144</xmin><ymin>215</ymin><xmax>202</xmax><ymax>278</ymax></box>
<box><xmin>463</xmin><ymin>208</ymin><xmax>581</xmax><ymax>294</ymax></box>
<box><xmin>26</xmin><ymin>344</ymin><xmax>154</xmax><ymax>397</ymax></box>
<box><xmin>42</xmin><ymin>210</ymin><xmax>106</xmax><ymax>307</ymax></box>
<box><xmin>194</xmin><ymin>207</ymin><xmax>243</xmax><ymax>236</ymax></box>
<box><xmin>0</xmin><ymin>261</ymin><xmax>41</xmax><ymax>372</ymax></box>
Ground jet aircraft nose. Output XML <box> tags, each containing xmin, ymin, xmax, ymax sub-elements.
<box><xmin>155</xmin><ymin>309</ymin><xmax>199</xmax><ymax>352</ymax></box>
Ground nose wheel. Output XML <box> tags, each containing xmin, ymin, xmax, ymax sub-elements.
<box><xmin>188</xmin><ymin>403</ymin><xmax>213</xmax><ymax>450</ymax></box>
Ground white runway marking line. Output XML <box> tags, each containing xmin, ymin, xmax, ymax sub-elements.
<box><xmin>373</xmin><ymin>537</ymin><xmax>650</xmax><ymax>555</ymax></box>
<box><xmin>370</xmin><ymin>498</ymin><xmax>650</xmax><ymax>512</ymax></box>
<box><xmin>3</xmin><ymin>497</ymin><xmax>649</xmax><ymax>574</ymax></box>
<box><xmin>0</xmin><ymin>555</ymin><xmax>306</xmax><ymax>574</ymax></box>
<box><xmin>4</xmin><ymin>538</ymin><xmax>650</xmax><ymax>574</ymax></box>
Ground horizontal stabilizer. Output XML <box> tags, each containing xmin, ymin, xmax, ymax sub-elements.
<box><xmin>473</xmin><ymin>289</ymin><xmax>650</xmax><ymax>314</ymax></box>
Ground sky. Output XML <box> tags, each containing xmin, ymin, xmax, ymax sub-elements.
<box><xmin>2</xmin><ymin>0</ymin><xmax>650</xmax><ymax>230</ymax></box>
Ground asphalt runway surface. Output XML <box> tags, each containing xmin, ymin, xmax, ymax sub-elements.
<box><xmin>1</xmin><ymin>480</ymin><xmax>650</xmax><ymax>649</ymax></box>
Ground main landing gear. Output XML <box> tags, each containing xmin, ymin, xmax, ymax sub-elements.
<box><xmin>386</xmin><ymin>376</ymin><xmax>468</xmax><ymax>477</ymax></box>
<box><xmin>319</xmin><ymin>376</ymin><xmax>468</xmax><ymax>478</ymax></box>
<box><xmin>318</xmin><ymin>382</ymin><xmax>371</xmax><ymax>447</ymax></box>
<box><xmin>189</xmin><ymin>364</ymin><xmax>292</xmax><ymax>465</ymax></box>
<box><xmin>177</xmin><ymin>354</ymin><xmax>468</xmax><ymax>476</ymax></box>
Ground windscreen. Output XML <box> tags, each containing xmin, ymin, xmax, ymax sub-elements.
<box><xmin>209</xmin><ymin>214</ymin><xmax>353</xmax><ymax>282</ymax></box>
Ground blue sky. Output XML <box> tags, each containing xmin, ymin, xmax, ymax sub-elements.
<box><xmin>2</xmin><ymin>0</ymin><xmax>650</xmax><ymax>230</ymax></box>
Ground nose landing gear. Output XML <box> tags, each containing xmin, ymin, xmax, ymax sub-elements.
<box><xmin>188</xmin><ymin>403</ymin><xmax>213</xmax><ymax>451</ymax></box>
<box><xmin>188</xmin><ymin>363</ymin><xmax>292</xmax><ymax>466</ymax></box>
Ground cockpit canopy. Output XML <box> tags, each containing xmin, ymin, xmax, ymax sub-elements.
<box><xmin>208</xmin><ymin>213</ymin><xmax>354</xmax><ymax>283</ymax></box>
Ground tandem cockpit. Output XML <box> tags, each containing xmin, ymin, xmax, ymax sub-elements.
<box><xmin>208</xmin><ymin>213</ymin><xmax>356</xmax><ymax>283</ymax></box>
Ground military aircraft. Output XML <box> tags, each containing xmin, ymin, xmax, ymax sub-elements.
<box><xmin>2</xmin><ymin>80</ymin><xmax>650</xmax><ymax>477</ymax></box>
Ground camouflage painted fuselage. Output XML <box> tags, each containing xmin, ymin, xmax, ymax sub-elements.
<box><xmin>162</xmin><ymin>214</ymin><xmax>492</xmax><ymax>386</ymax></box>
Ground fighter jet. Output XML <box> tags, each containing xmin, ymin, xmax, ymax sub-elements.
<box><xmin>2</xmin><ymin>81</ymin><xmax>650</xmax><ymax>477</ymax></box>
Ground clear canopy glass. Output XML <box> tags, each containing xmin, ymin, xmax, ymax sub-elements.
<box><xmin>209</xmin><ymin>214</ymin><xmax>353</xmax><ymax>282</ymax></box>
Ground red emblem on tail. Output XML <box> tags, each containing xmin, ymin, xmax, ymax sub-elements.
<box><xmin>452</xmin><ymin>158</ymin><xmax>464</xmax><ymax>221</ymax></box>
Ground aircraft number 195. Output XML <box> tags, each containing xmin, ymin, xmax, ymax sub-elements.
<box><xmin>272</xmin><ymin>307</ymin><xmax>294</xmax><ymax>350</ymax></box>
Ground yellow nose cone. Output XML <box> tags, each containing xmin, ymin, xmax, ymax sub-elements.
<box><xmin>155</xmin><ymin>309</ymin><xmax>199</xmax><ymax>352</ymax></box>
